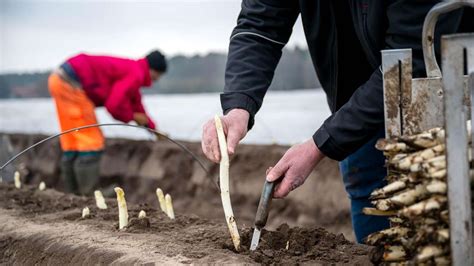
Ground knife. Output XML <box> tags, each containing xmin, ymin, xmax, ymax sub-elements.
<box><xmin>250</xmin><ymin>180</ymin><xmax>276</xmax><ymax>251</ymax></box>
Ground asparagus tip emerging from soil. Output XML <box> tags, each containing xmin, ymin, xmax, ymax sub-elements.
<box><xmin>82</xmin><ymin>207</ymin><xmax>90</xmax><ymax>218</ymax></box>
<box><xmin>165</xmin><ymin>194</ymin><xmax>175</xmax><ymax>219</ymax></box>
<box><xmin>114</xmin><ymin>187</ymin><xmax>129</xmax><ymax>229</ymax></box>
<box><xmin>156</xmin><ymin>188</ymin><xmax>166</xmax><ymax>213</ymax></box>
<box><xmin>38</xmin><ymin>181</ymin><xmax>46</xmax><ymax>191</ymax></box>
<box><xmin>14</xmin><ymin>171</ymin><xmax>21</xmax><ymax>189</ymax></box>
<box><xmin>94</xmin><ymin>190</ymin><xmax>108</xmax><ymax>210</ymax></box>
<box><xmin>138</xmin><ymin>210</ymin><xmax>147</xmax><ymax>219</ymax></box>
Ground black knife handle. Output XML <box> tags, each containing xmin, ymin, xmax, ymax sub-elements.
<box><xmin>254</xmin><ymin>180</ymin><xmax>275</xmax><ymax>228</ymax></box>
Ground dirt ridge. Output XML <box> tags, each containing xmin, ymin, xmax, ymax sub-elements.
<box><xmin>2</xmin><ymin>133</ymin><xmax>353</xmax><ymax>239</ymax></box>
<box><xmin>0</xmin><ymin>184</ymin><xmax>371</xmax><ymax>264</ymax></box>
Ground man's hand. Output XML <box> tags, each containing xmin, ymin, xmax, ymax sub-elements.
<box><xmin>133</xmin><ymin>112</ymin><xmax>149</xmax><ymax>126</ymax></box>
<box><xmin>267</xmin><ymin>139</ymin><xmax>325</xmax><ymax>198</ymax></box>
<box><xmin>201</xmin><ymin>109</ymin><xmax>249</xmax><ymax>163</ymax></box>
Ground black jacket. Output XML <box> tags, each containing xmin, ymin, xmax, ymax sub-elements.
<box><xmin>221</xmin><ymin>0</ymin><xmax>469</xmax><ymax>161</ymax></box>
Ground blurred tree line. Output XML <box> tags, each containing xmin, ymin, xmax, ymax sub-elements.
<box><xmin>0</xmin><ymin>47</ymin><xmax>320</xmax><ymax>98</ymax></box>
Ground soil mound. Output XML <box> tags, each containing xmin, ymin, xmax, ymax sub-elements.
<box><xmin>0</xmin><ymin>183</ymin><xmax>371</xmax><ymax>264</ymax></box>
<box><xmin>2</xmin><ymin>133</ymin><xmax>353</xmax><ymax>239</ymax></box>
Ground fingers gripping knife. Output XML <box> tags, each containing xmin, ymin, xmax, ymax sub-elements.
<box><xmin>250</xmin><ymin>180</ymin><xmax>275</xmax><ymax>251</ymax></box>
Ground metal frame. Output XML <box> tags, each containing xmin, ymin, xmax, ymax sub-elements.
<box><xmin>382</xmin><ymin>50</ymin><xmax>444</xmax><ymax>137</ymax></box>
<box><xmin>382</xmin><ymin>1</ymin><xmax>474</xmax><ymax>264</ymax></box>
<box><xmin>442</xmin><ymin>33</ymin><xmax>473</xmax><ymax>266</ymax></box>
<box><xmin>382</xmin><ymin>49</ymin><xmax>411</xmax><ymax>137</ymax></box>
<box><xmin>422</xmin><ymin>0</ymin><xmax>474</xmax><ymax>78</ymax></box>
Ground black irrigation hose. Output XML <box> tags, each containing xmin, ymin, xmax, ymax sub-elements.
<box><xmin>0</xmin><ymin>123</ymin><xmax>219</xmax><ymax>191</ymax></box>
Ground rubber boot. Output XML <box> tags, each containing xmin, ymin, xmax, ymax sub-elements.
<box><xmin>60</xmin><ymin>152</ymin><xmax>79</xmax><ymax>195</ymax></box>
<box><xmin>74</xmin><ymin>152</ymin><xmax>102</xmax><ymax>196</ymax></box>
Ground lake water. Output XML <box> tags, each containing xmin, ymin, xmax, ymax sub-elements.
<box><xmin>0</xmin><ymin>89</ymin><xmax>331</xmax><ymax>145</ymax></box>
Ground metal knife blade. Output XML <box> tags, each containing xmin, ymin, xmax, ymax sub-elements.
<box><xmin>250</xmin><ymin>227</ymin><xmax>261</xmax><ymax>251</ymax></box>
<box><xmin>250</xmin><ymin>180</ymin><xmax>276</xmax><ymax>251</ymax></box>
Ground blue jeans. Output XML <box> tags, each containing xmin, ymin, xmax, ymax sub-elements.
<box><xmin>339</xmin><ymin>130</ymin><xmax>390</xmax><ymax>243</ymax></box>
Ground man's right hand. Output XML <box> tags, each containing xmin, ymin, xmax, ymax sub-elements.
<box><xmin>201</xmin><ymin>108</ymin><xmax>250</xmax><ymax>163</ymax></box>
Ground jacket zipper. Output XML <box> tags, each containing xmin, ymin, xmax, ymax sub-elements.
<box><xmin>358</xmin><ymin>1</ymin><xmax>379</xmax><ymax>67</ymax></box>
<box><xmin>331</xmin><ymin>2</ymin><xmax>338</xmax><ymax>112</ymax></box>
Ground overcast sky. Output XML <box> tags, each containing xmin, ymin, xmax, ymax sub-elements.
<box><xmin>0</xmin><ymin>0</ymin><xmax>307</xmax><ymax>73</ymax></box>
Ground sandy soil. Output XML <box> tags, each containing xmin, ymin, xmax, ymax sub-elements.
<box><xmin>0</xmin><ymin>133</ymin><xmax>370</xmax><ymax>264</ymax></box>
<box><xmin>0</xmin><ymin>183</ymin><xmax>371</xmax><ymax>264</ymax></box>
<box><xmin>3</xmin><ymin>133</ymin><xmax>354</xmax><ymax>239</ymax></box>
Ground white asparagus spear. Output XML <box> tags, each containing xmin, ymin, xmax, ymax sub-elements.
<box><xmin>14</xmin><ymin>171</ymin><xmax>21</xmax><ymax>189</ymax></box>
<box><xmin>434</xmin><ymin>256</ymin><xmax>451</xmax><ymax>265</ymax></box>
<box><xmin>416</xmin><ymin>245</ymin><xmax>444</xmax><ymax>262</ymax></box>
<box><xmin>156</xmin><ymin>188</ymin><xmax>166</xmax><ymax>213</ymax></box>
<box><xmin>426</xmin><ymin>180</ymin><xmax>447</xmax><ymax>194</ymax></box>
<box><xmin>387</xmin><ymin>153</ymin><xmax>408</xmax><ymax>164</ymax></box>
<box><xmin>412</xmin><ymin>217</ymin><xmax>439</xmax><ymax>226</ymax></box>
<box><xmin>165</xmin><ymin>194</ymin><xmax>175</xmax><ymax>219</ymax></box>
<box><xmin>436</xmin><ymin>229</ymin><xmax>449</xmax><ymax>242</ymax></box>
<box><xmin>389</xmin><ymin>216</ymin><xmax>406</xmax><ymax>224</ymax></box>
<box><xmin>114</xmin><ymin>187</ymin><xmax>129</xmax><ymax>229</ymax></box>
<box><xmin>396</xmin><ymin>120</ymin><xmax>471</xmax><ymax>149</ymax></box>
<box><xmin>370</xmin><ymin>179</ymin><xmax>407</xmax><ymax>199</ymax></box>
<box><xmin>38</xmin><ymin>181</ymin><xmax>46</xmax><ymax>191</ymax></box>
<box><xmin>394</xmin><ymin>144</ymin><xmax>444</xmax><ymax>170</ymax></box>
<box><xmin>365</xmin><ymin>227</ymin><xmax>410</xmax><ymax>245</ymax></box>
<box><xmin>409</xmin><ymin>163</ymin><xmax>422</xmax><ymax>173</ymax></box>
<box><xmin>382</xmin><ymin>246</ymin><xmax>407</xmax><ymax>262</ymax></box>
<box><xmin>94</xmin><ymin>190</ymin><xmax>108</xmax><ymax>209</ymax></box>
<box><xmin>426</xmin><ymin>169</ymin><xmax>447</xmax><ymax>179</ymax></box>
<box><xmin>440</xmin><ymin>210</ymin><xmax>449</xmax><ymax>224</ymax></box>
<box><xmin>214</xmin><ymin>115</ymin><xmax>241</xmax><ymax>251</ymax></box>
<box><xmin>376</xmin><ymin>139</ymin><xmax>408</xmax><ymax>153</ymax></box>
<box><xmin>399</xmin><ymin>128</ymin><xmax>445</xmax><ymax>148</ymax></box>
<box><xmin>362</xmin><ymin>207</ymin><xmax>397</xmax><ymax>216</ymax></box>
<box><xmin>372</xmin><ymin>184</ymin><xmax>428</xmax><ymax>211</ymax></box>
<box><xmin>138</xmin><ymin>210</ymin><xmax>147</xmax><ymax>219</ymax></box>
<box><xmin>400</xmin><ymin>196</ymin><xmax>447</xmax><ymax>218</ymax></box>
<box><xmin>413</xmin><ymin>155</ymin><xmax>446</xmax><ymax>174</ymax></box>
<box><xmin>82</xmin><ymin>207</ymin><xmax>90</xmax><ymax>218</ymax></box>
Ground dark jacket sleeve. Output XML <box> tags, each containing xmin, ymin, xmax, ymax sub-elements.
<box><xmin>313</xmin><ymin>0</ymin><xmax>463</xmax><ymax>161</ymax></box>
<box><xmin>221</xmin><ymin>0</ymin><xmax>299</xmax><ymax>129</ymax></box>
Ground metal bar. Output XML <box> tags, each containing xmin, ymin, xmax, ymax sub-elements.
<box><xmin>442</xmin><ymin>33</ymin><xmax>473</xmax><ymax>266</ymax></box>
<box><xmin>423</xmin><ymin>0</ymin><xmax>474</xmax><ymax>78</ymax></box>
<box><xmin>399</xmin><ymin>52</ymin><xmax>414</xmax><ymax>135</ymax></box>
<box><xmin>382</xmin><ymin>49</ymin><xmax>412</xmax><ymax>138</ymax></box>
<box><xmin>0</xmin><ymin>123</ymin><xmax>219</xmax><ymax>191</ymax></box>
<box><xmin>409</xmin><ymin>77</ymin><xmax>444</xmax><ymax>133</ymax></box>
<box><xmin>470</xmin><ymin>43</ymin><xmax>474</xmax><ymax>180</ymax></box>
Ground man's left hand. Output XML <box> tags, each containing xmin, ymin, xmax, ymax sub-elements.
<box><xmin>133</xmin><ymin>112</ymin><xmax>149</xmax><ymax>126</ymax></box>
<box><xmin>266</xmin><ymin>139</ymin><xmax>325</xmax><ymax>198</ymax></box>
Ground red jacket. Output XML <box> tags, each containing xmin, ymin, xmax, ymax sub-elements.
<box><xmin>67</xmin><ymin>53</ymin><xmax>156</xmax><ymax>129</ymax></box>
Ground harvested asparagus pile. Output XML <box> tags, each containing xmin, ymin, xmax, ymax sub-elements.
<box><xmin>364</xmin><ymin>126</ymin><xmax>456</xmax><ymax>264</ymax></box>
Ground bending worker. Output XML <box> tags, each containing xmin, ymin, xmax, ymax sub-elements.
<box><xmin>49</xmin><ymin>51</ymin><xmax>167</xmax><ymax>196</ymax></box>
<box><xmin>202</xmin><ymin>1</ymin><xmax>469</xmax><ymax>243</ymax></box>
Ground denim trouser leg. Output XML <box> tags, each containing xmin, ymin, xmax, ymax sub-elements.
<box><xmin>339</xmin><ymin>130</ymin><xmax>390</xmax><ymax>243</ymax></box>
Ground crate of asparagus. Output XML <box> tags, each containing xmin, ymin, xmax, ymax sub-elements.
<box><xmin>363</xmin><ymin>125</ymin><xmax>472</xmax><ymax>265</ymax></box>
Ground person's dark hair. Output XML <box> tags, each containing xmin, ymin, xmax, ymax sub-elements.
<box><xmin>145</xmin><ymin>50</ymin><xmax>167</xmax><ymax>73</ymax></box>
